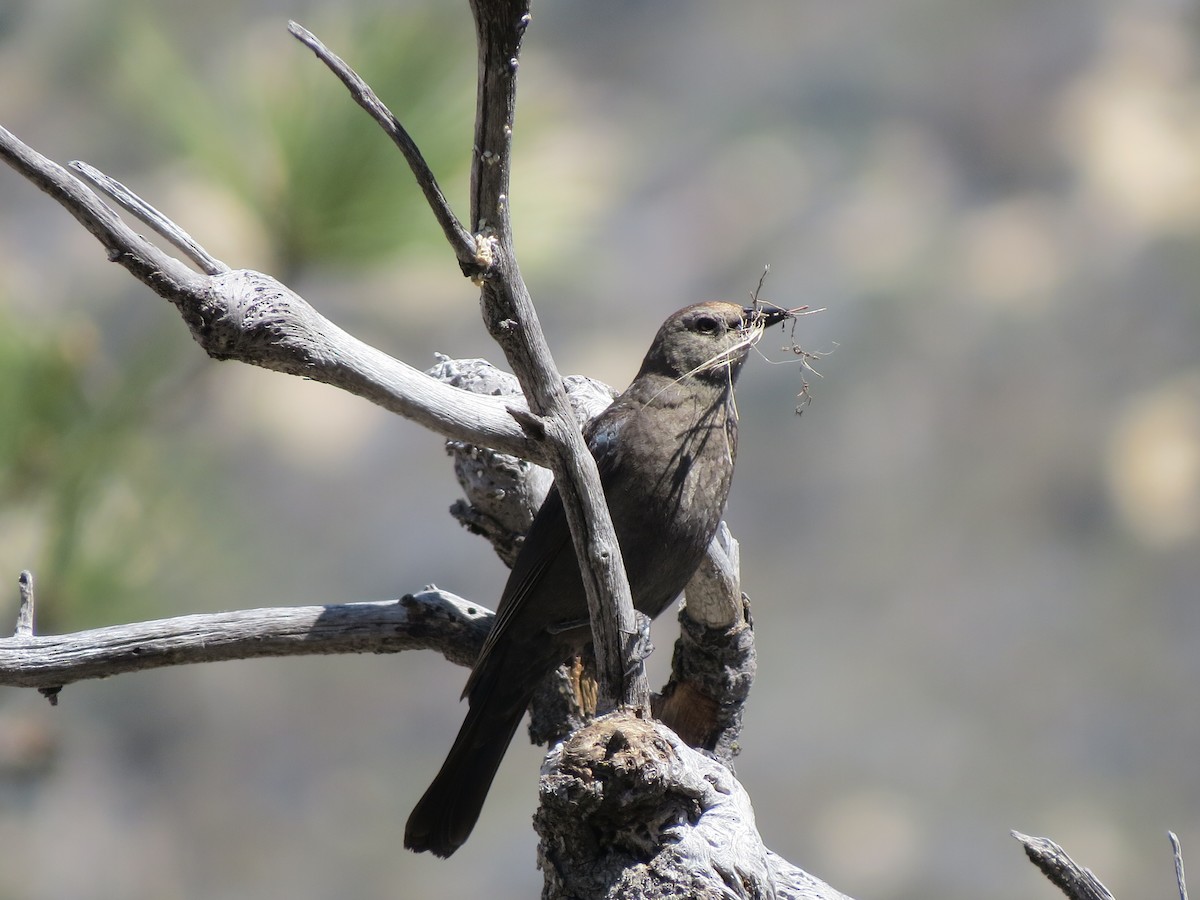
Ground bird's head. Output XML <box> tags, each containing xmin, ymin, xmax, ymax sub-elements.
<box><xmin>637</xmin><ymin>301</ymin><xmax>789</xmax><ymax>385</ymax></box>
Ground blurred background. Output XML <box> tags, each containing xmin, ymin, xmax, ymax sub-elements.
<box><xmin>2</xmin><ymin>0</ymin><xmax>1199</xmax><ymax>897</ymax></box>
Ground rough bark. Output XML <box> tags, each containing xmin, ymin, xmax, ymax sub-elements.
<box><xmin>537</xmin><ymin>713</ymin><xmax>853</xmax><ymax>900</ymax></box>
<box><xmin>0</xmin><ymin>589</ymin><xmax>490</xmax><ymax>692</ymax></box>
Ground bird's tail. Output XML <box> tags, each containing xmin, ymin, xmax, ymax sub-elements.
<box><xmin>404</xmin><ymin>681</ymin><xmax>532</xmax><ymax>857</ymax></box>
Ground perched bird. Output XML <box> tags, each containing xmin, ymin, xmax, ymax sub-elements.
<box><xmin>405</xmin><ymin>301</ymin><xmax>787</xmax><ymax>857</ymax></box>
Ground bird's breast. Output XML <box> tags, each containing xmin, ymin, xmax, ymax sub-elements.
<box><xmin>596</xmin><ymin>393</ymin><xmax>737</xmax><ymax>618</ymax></box>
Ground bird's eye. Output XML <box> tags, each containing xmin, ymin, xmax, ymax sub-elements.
<box><xmin>694</xmin><ymin>314</ymin><xmax>719</xmax><ymax>334</ymax></box>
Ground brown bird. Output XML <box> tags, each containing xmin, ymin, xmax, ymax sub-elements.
<box><xmin>405</xmin><ymin>301</ymin><xmax>786</xmax><ymax>857</ymax></box>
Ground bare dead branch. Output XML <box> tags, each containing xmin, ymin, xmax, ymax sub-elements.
<box><xmin>0</xmin><ymin>589</ymin><xmax>491</xmax><ymax>692</ymax></box>
<box><xmin>682</xmin><ymin>521</ymin><xmax>743</xmax><ymax>629</ymax></box>
<box><xmin>1012</xmin><ymin>831</ymin><xmax>1117</xmax><ymax>900</ymax></box>
<box><xmin>68</xmin><ymin>160</ymin><xmax>229</xmax><ymax>275</ymax></box>
<box><xmin>1171</xmin><ymin>831</ymin><xmax>1189</xmax><ymax>900</ymax></box>
<box><xmin>286</xmin><ymin>20</ymin><xmax>480</xmax><ymax>277</ymax></box>
<box><xmin>0</xmin><ymin>127</ymin><xmax>535</xmax><ymax>458</ymax></box>
<box><xmin>466</xmin><ymin>0</ymin><xmax>648</xmax><ymax>712</ymax></box>
<box><xmin>0</xmin><ymin>125</ymin><xmax>206</xmax><ymax>301</ymax></box>
<box><xmin>14</xmin><ymin>571</ymin><xmax>35</xmax><ymax>639</ymax></box>
<box><xmin>436</xmin><ymin>357</ymin><xmax>618</xmax><ymax>565</ymax></box>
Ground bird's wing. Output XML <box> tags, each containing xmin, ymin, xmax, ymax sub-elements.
<box><xmin>463</xmin><ymin>405</ymin><xmax>631</xmax><ymax>699</ymax></box>
<box><xmin>465</xmin><ymin>486</ymin><xmax>570</xmax><ymax>698</ymax></box>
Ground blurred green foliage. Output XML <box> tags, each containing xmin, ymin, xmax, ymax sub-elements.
<box><xmin>0</xmin><ymin>6</ymin><xmax>480</xmax><ymax>629</ymax></box>
<box><xmin>110</xmin><ymin>6</ymin><xmax>475</xmax><ymax>274</ymax></box>
<box><xmin>0</xmin><ymin>306</ymin><xmax>184</xmax><ymax>628</ymax></box>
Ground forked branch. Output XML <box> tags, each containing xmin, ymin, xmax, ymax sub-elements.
<box><xmin>0</xmin><ymin>126</ymin><xmax>534</xmax><ymax>457</ymax></box>
<box><xmin>287</xmin><ymin>21</ymin><xmax>480</xmax><ymax>276</ymax></box>
<box><xmin>464</xmin><ymin>0</ymin><xmax>648</xmax><ymax>711</ymax></box>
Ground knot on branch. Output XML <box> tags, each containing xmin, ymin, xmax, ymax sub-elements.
<box><xmin>539</xmin><ymin>714</ymin><xmax>699</xmax><ymax>865</ymax></box>
<box><xmin>197</xmin><ymin>270</ymin><xmax>333</xmax><ymax>367</ymax></box>
<box><xmin>537</xmin><ymin>712</ymin><xmax>774</xmax><ymax>899</ymax></box>
<box><xmin>429</xmin><ymin>357</ymin><xmax>616</xmax><ymax>565</ymax></box>
<box><xmin>429</xmin><ymin>354</ymin><xmax>552</xmax><ymax>564</ymax></box>
<box><xmin>471</xmin><ymin>232</ymin><xmax>498</xmax><ymax>282</ymax></box>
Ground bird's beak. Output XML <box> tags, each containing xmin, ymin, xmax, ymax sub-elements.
<box><xmin>744</xmin><ymin>306</ymin><xmax>790</xmax><ymax>328</ymax></box>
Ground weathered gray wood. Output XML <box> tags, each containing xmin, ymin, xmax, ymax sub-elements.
<box><xmin>431</xmin><ymin>356</ymin><xmax>615</xmax><ymax>567</ymax></box>
<box><xmin>0</xmin><ymin>589</ymin><xmax>491</xmax><ymax>691</ymax></box>
<box><xmin>0</xmin><ymin>127</ymin><xmax>537</xmax><ymax>461</ymax></box>
<box><xmin>538</xmin><ymin>712</ymin><xmax>853</xmax><ymax>900</ymax></box>
<box><xmin>467</xmin><ymin>0</ymin><xmax>649</xmax><ymax>713</ymax></box>
<box><xmin>1012</xmin><ymin>832</ymin><xmax>1117</xmax><ymax>900</ymax></box>
<box><xmin>1171</xmin><ymin>831</ymin><xmax>1190</xmax><ymax>900</ymax></box>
